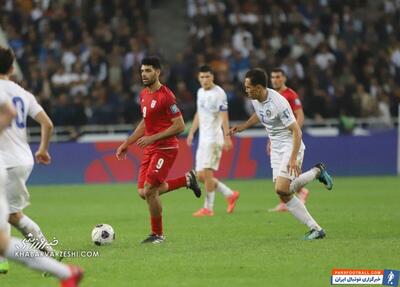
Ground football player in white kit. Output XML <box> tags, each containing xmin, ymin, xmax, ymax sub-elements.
<box><xmin>0</xmin><ymin>66</ymin><xmax>82</xmax><ymax>285</ymax></box>
<box><xmin>0</xmin><ymin>47</ymin><xmax>83</xmax><ymax>285</ymax></box>
<box><xmin>187</xmin><ymin>65</ymin><xmax>239</xmax><ymax>216</ymax></box>
<box><xmin>229</xmin><ymin>69</ymin><xmax>333</xmax><ymax>239</ymax></box>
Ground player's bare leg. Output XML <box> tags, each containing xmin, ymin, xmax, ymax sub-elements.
<box><xmin>275</xmin><ymin>177</ymin><xmax>325</xmax><ymax>240</ymax></box>
<box><xmin>157</xmin><ymin>170</ymin><xmax>201</xmax><ymax>198</ymax></box>
<box><xmin>269</xmin><ymin>187</ymin><xmax>309</xmax><ymax>212</ymax></box>
<box><xmin>270</xmin><ymin>163</ymin><xmax>333</xmax><ymax>213</ymax></box>
<box><xmin>141</xmin><ymin>183</ymin><xmax>165</xmax><ymax>244</ymax></box>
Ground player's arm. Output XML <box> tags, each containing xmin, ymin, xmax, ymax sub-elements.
<box><xmin>0</xmin><ymin>100</ymin><xmax>16</xmax><ymax>131</ymax></box>
<box><xmin>186</xmin><ymin>112</ymin><xmax>199</xmax><ymax>146</ymax></box>
<box><xmin>287</xmin><ymin>121</ymin><xmax>302</xmax><ymax>177</ymax></box>
<box><xmin>137</xmin><ymin>116</ymin><xmax>185</xmax><ymax>148</ymax></box>
<box><xmin>294</xmin><ymin>108</ymin><xmax>304</xmax><ymax>128</ymax></box>
<box><xmin>116</xmin><ymin>120</ymin><xmax>145</xmax><ymax>160</ymax></box>
<box><xmin>228</xmin><ymin>112</ymin><xmax>259</xmax><ymax>135</ymax></box>
<box><xmin>34</xmin><ymin>111</ymin><xmax>54</xmax><ymax>164</ymax></box>
<box><xmin>221</xmin><ymin>111</ymin><xmax>232</xmax><ymax>150</ymax></box>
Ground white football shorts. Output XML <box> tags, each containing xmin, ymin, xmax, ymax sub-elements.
<box><xmin>195</xmin><ymin>142</ymin><xmax>223</xmax><ymax>171</ymax></box>
<box><xmin>271</xmin><ymin>148</ymin><xmax>304</xmax><ymax>182</ymax></box>
<box><xmin>6</xmin><ymin>165</ymin><xmax>33</xmax><ymax>213</ymax></box>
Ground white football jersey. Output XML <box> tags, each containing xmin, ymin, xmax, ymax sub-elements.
<box><xmin>251</xmin><ymin>88</ymin><xmax>305</xmax><ymax>152</ymax></box>
<box><xmin>0</xmin><ymin>90</ymin><xmax>8</xmax><ymax>105</ymax></box>
<box><xmin>0</xmin><ymin>79</ymin><xmax>43</xmax><ymax>168</ymax></box>
<box><xmin>197</xmin><ymin>85</ymin><xmax>228</xmax><ymax>145</ymax></box>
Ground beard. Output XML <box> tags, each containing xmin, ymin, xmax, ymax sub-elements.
<box><xmin>142</xmin><ymin>77</ymin><xmax>156</xmax><ymax>87</ymax></box>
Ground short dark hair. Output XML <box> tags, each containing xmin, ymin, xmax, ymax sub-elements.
<box><xmin>0</xmin><ymin>46</ymin><xmax>14</xmax><ymax>75</ymax></box>
<box><xmin>198</xmin><ymin>65</ymin><xmax>213</xmax><ymax>74</ymax></box>
<box><xmin>141</xmin><ymin>56</ymin><xmax>161</xmax><ymax>70</ymax></box>
<box><xmin>245</xmin><ymin>68</ymin><xmax>268</xmax><ymax>87</ymax></box>
<box><xmin>270</xmin><ymin>67</ymin><xmax>286</xmax><ymax>76</ymax></box>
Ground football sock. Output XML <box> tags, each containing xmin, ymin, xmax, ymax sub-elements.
<box><xmin>14</xmin><ymin>215</ymin><xmax>54</xmax><ymax>253</ymax></box>
<box><xmin>0</xmin><ymin>224</ymin><xmax>11</xmax><ymax>263</ymax></box>
<box><xmin>290</xmin><ymin>168</ymin><xmax>319</xmax><ymax>193</ymax></box>
<box><xmin>4</xmin><ymin>237</ymin><xmax>70</xmax><ymax>279</ymax></box>
<box><xmin>216</xmin><ymin>181</ymin><xmax>233</xmax><ymax>197</ymax></box>
<box><xmin>150</xmin><ymin>216</ymin><xmax>163</xmax><ymax>235</ymax></box>
<box><xmin>166</xmin><ymin>176</ymin><xmax>187</xmax><ymax>191</ymax></box>
<box><xmin>286</xmin><ymin>196</ymin><xmax>321</xmax><ymax>231</ymax></box>
<box><xmin>203</xmin><ymin>191</ymin><xmax>215</xmax><ymax>210</ymax></box>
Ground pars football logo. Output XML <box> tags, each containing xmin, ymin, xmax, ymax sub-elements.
<box><xmin>331</xmin><ymin>269</ymin><xmax>399</xmax><ymax>286</ymax></box>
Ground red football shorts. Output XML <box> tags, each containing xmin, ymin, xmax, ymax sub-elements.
<box><xmin>137</xmin><ymin>148</ymin><xmax>178</xmax><ymax>189</ymax></box>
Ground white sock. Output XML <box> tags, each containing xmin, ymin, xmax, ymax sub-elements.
<box><xmin>204</xmin><ymin>191</ymin><xmax>215</xmax><ymax>210</ymax></box>
<box><xmin>286</xmin><ymin>196</ymin><xmax>321</xmax><ymax>231</ymax></box>
<box><xmin>15</xmin><ymin>215</ymin><xmax>54</xmax><ymax>253</ymax></box>
<box><xmin>290</xmin><ymin>167</ymin><xmax>319</xmax><ymax>193</ymax></box>
<box><xmin>4</xmin><ymin>237</ymin><xmax>70</xmax><ymax>279</ymax></box>
<box><xmin>216</xmin><ymin>181</ymin><xmax>233</xmax><ymax>198</ymax></box>
<box><xmin>0</xmin><ymin>224</ymin><xmax>11</xmax><ymax>263</ymax></box>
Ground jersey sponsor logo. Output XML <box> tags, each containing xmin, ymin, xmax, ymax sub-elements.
<box><xmin>294</xmin><ymin>99</ymin><xmax>301</xmax><ymax>106</ymax></box>
<box><xmin>170</xmin><ymin>104</ymin><xmax>180</xmax><ymax>114</ymax></box>
<box><xmin>151</xmin><ymin>100</ymin><xmax>157</xmax><ymax>108</ymax></box>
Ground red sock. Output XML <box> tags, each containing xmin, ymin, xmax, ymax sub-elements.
<box><xmin>151</xmin><ymin>216</ymin><xmax>163</xmax><ymax>235</ymax></box>
<box><xmin>166</xmin><ymin>176</ymin><xmax>187</xmax><ymax>191</ymax></box>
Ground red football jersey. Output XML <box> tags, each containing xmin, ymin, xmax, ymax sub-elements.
<box><xmin>140</xmin><ymin>85</ymin><xmax>182</xmax><ymax>151</ymax></box>
<box><xmin>280</xmin><ymin>88</ymin><xmax>302</xmax><ymax>113</ymax></box>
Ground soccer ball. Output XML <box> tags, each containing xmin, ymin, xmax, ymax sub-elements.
<box><xmin>91</xmin><ymin>224</ymin><xmax>115</xmax><ymax>246</ymax></box>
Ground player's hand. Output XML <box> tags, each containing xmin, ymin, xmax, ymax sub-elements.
<box><xmin>116</xmin><ymin>143</ymin><xmax>128</xmax><ymax>160</ymax></box>
<box><xmin>227</xmin><ymin>125</ymin><xmax>242</xmax><ymax>136</ymax></box>
<box><xmin>186</xmin><ymin>133</ymin><xmax>194</xmax><ymax>146</ymax></box>
<box><xmin>287</xmin><ymin>158</ymin><xmax>301</xmax><ymax>178</ymax></box>
<box><xmin>35</xmin><ymin>149</ymin><xmax>51</xmax><ymax>165</ymax></box>
<box><xmin>266</xmin><ymin>139</ymin><xmax>271</xmax><ymax>156</ymax></box>
<box><xmin>223</xmin><ymin>136</ymin><xmax>233</xmax><ymax>151</ymax></box>
<box><xmin>136</xmin><ymin>136</ymin><xmax>155</xmax><ymax>148</ymax></box>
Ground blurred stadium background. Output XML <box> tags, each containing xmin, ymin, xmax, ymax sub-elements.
<box><xmin>1</xmin><ymin>1</ymin><xmax>400</xmax><ymax>287</ymax></box>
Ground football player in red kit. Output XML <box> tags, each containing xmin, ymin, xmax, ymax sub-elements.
<box><xmin>116</xmin><ymin>57</ymin><xmax>201</xmax><ymax>243</ymax></box>
<box><xmin>268</xmin><ymin>68</ymin><xmax>309</xmax><ymax>212</ymax></box>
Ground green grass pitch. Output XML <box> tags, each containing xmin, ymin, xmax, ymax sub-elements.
<box><xmin>1</xmin><ymin>176</ymin><xmax>400</xmax><ymax>287</ymax></box>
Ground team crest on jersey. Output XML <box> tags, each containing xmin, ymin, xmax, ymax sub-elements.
<box><xmin>170</xmin><ymin>104</ymin><xmax>180</xmax><ymax>114</ymax></box>
<box><xmin>151</xmin><ymin>100</ymin><xmax>157</xmax><ymax>108</ymax></box>
<box><xmin>266</xmin><ymin>110</ymin><xmax>271</xmax><ymax>117</ymax></box>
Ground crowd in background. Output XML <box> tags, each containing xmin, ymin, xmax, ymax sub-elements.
<box><xmin>1</xmin><ymin>0</ymin><xmax>400</xmax><ymax>129</ymax></box>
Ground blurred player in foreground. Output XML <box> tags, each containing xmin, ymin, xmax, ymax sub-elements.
<box><xmin>0</xmin><ymin>46</ymin><xmax>82</xmax><ymax>286</ymax></box>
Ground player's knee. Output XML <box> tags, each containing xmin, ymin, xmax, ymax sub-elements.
<box><xmin>137</xmin><ymin>189</ymin><xmax>146</xmax><ymax>200</ymax></box>
<box><xmin>8</xmin><ymin>212</ymin><xmax>22</xmax><ymax>226</ymax></box>
<box><xmin>275</xmin><ymin>188</ymin><xmax>290</xmax><ymax>197</ymax></box>
<box><xmin>0</xmin><ymin>231</ymin><xmax>9</xmax><ymax>255</ymax></box>
<box><xmin>275</xmin><ymin>189</ymin><xmax>292</xmax><ymax>202</ymax></box>
<box><xmin>143</xmin><ymin>182</ymin><xmax>158</xmax><ymax>197</ymax></box>
<box><xmin>197</xmin><ymin>172</ymin><xmax>205</xmax><ymax>183</ymax></box>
